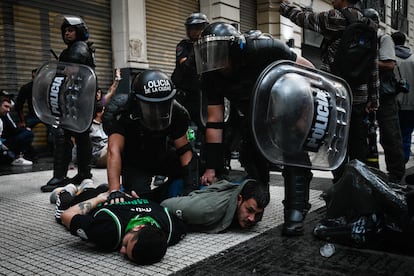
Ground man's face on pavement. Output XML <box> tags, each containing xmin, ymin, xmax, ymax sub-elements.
<box><xmin>120</xmin><ymin>225</ymin><xmax>145</xmax><ymax>261</ymax></box>
<box><xmin>0</xmin><ymin>100</ymin><xmax>11</xmax><ymax>116</ymax></box>
<box><xmin>236</xmin><ymin>196</ymin><xmax>264</xmax><ymax>229</ymax></box>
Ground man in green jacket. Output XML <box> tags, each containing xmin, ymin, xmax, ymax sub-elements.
<box><xmin>161</xmin><ymin>179</ymin><xmax>270</xmax><ymax>233</ymax></box>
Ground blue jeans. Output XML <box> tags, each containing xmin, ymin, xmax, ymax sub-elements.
<box><xmin>4</xmin><ymin>128</ymin><xmax>34</xmax><ymax>156</ymax></box>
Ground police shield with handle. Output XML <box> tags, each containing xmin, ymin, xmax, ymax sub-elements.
<box><xmin>193</xmin><ymin>22</ymin><xmax>352</xmax><ymax>236</ymax></box>
<box><xmin>34</xmin><ymin>15</ymin><xmax>97</xmax><ymax>193</ymax></box>
<box><xmin>33</xmin><ymin>61</ymin><xmax>96</xmax><ymax>133</ymax></box>
<box><xmin>250</xmin><ymin>60</ymin><xmax>352</xmax><ymax>171</ymax></box>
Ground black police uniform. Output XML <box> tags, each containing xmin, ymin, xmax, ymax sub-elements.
<box><xmin>104</xmin><ymin>96</ymin><xmax>190</xmax><ymax>199</ymax></box>
<box><xmin>172</xmin><ymin>39</ymin><xmax>204</xmax><ymax>137</ymax></box>
<box><xmin>202</xmin><ymin>37</ymin><xmax>313</xmax><ymax>235</ymax></box>
<box><xmin>42</xmin><ymin>40</ymin><xmax>95</xmax><ymax>192</ymax></box>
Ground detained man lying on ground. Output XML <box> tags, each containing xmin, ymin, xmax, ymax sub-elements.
<box><xmin>161</xmin><ymin>179</ymin><xmax>270</xmax><ymax>233</ymax></box>
<box><xmin>57</xmin><ymin>184</ymin><xmax>187</xmax><ymax>265</ymax></box>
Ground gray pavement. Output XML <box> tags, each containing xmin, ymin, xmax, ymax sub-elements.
<box><xmin>1</xmin><ymin>145</ymin><xmax>414</xmax><ymax>275</ymax></box>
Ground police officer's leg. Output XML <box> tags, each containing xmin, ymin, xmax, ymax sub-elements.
<box><xmin>42</xmin><ymin>127</ymin><xmax>72</xmax><ymax>192</ymax></box>
<box><xmin>174</xmin><ymin>142</ymin><xmax>199</xmax><ymax>196</ymax></box>
<box><xmin>282</xmin><ymin>165</ymin><xmax>313</xmax><ymax>236</ymax></box>
<box><xmin>239</xmin><ymin>131</ymin><xmax>270</xmax><ymax>190</ymax></box>
<box><xmin>332</xmin><ymin>103</ymin><xmax>367</xmax><ymax>183</ymax></box>
<box><xmin>70</xmin><ymin>130</ymin><xmax>93</xmax><ymax>185</ymax></box>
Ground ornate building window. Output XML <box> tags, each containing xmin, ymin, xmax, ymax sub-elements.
<box><xmin>391</xmin><ymin>0</ymin><xmax>408</xmax><ymax>34</ymax></box>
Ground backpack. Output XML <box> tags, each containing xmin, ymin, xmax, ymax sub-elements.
<box><xmin>331</xmin><ymin>9</ymin><xmax>378</xmax><ymax>85</ymax></box>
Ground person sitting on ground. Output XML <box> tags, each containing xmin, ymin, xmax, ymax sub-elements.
<box><xmin>89</xmin><ymin>102</ymin><xmax>108</xmax><ymax>168</ymax></box>
<box><xmin>161</xmin><ymin>179</ymin><xmax>270</xmax><ymax>233</ymax></box>
<box><xmin>71</xmin><ymin>102</ymin><xmax>108</xmax><ymax>168</ymax></box>
<box><xmin>0</xmin><ymin>91</ymin><xmax>34</xmax><ymax>166</ymax></box>
<box><xmin>58</xmin><ymin>184</ymin><xmax>187</xmax><ymax>265</ymax></box>
<box><xmin>0</xmin><ymin>94</ymin><xmax>15</xmax><ymax>165</ymax></box>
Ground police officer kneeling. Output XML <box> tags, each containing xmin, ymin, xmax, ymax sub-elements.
<box><xmin>103</xmin><ymin>70</ymin><xmax>199</xmax><ymax>201</ymax></box>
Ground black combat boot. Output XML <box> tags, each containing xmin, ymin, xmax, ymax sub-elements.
<box><xmin>282</xmin><ymin>166</ymin><xmax>313</xmax><ymax>236</ymax></box>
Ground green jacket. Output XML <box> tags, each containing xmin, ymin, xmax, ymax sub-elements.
<box><xmin>161</xmin><ymin>179</ymin><xmax>251</xmax><ymax>233</ymax></box>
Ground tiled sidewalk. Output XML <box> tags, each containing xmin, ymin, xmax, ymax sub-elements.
<box><xmin>0</xmin><ymin>169</ymin><xmax>325</xmax><ymax>275</ymax></box>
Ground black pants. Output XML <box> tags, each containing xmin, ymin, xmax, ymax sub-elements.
<box><xmin>122</xmin><ymin>147</ymin><xmax>182</xmax><ymax>201</ymax></box>
<box><xmin>377</xmin><ymin>95</ymin><xmax>405</xmax><ymax>181</ymax></box>
<box><xmin>333</xmin><ymin>103</ymin><xmax>368</xmax><ymax>182</ymax></box>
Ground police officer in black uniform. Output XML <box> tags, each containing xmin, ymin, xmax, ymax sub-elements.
<box><xmin>171</xmin><ymin>13</ymin><xmax>209</xmax><ymax>129</ymax></box>
<box><xmin>194</xmin><ymin>22</ymin><xmax>315</xmax><ymax>236</ymax></box>
<box><xmin>103</xmin><ymin>69</ymin><xmax>198</xmax><ymax>201</ymax></box>
<box><xmin>41</xmin><ymin>15</ymin><xmax>95</xmax><ymax>192</ymax></box>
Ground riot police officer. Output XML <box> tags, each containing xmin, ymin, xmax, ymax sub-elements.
<box><xmin>41</xmin><ymin>15</ymin><xmax>95</xmax><ymax>192</ymax></box>
<box><xmin>103</xmin><ymin>69</ymin><xmax>198</xmax><ymax>201</ymax></box>
<box><xmin>194</xmin><ymin>22</ymin><xmax>316</xmax><ymax>236</ymax></box>
<box><xmin>171</xmin><ymin>13</ymin><xmax>209</xmax><ymax>144</ymax></box>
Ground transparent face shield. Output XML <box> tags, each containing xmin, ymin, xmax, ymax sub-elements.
<box><xmin>194</xmin><ymin>36</ymin><xmax>231</xmax><ymax>74</ymax></box>
<box><xmin>138</xmin><ymin>100</ymin><xmax>173</xmax><ymax>131</ymax></box>
<box><xmin>251</xmin><ymin>61</ymin><xmax>352</xmax><ymax>171</ymax></box>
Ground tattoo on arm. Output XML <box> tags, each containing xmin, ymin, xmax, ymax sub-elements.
<box><xmin>78</xmin><ymin>202</ymin><xmax>93</xmax><ymax>215</ymax></box>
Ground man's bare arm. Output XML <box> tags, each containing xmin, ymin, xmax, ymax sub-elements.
<box><xmin>61</xmin><ymin>192</ymin><xmax>109</xmax><ymax>229</ymax></box>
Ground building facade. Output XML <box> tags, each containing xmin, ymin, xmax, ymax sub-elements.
<box><xmin>1</xmin><ymin>0</ymin><xmax>411</xmax><ymax>92</ymax></box>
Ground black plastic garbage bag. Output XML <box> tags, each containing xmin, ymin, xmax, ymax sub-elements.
<box><xmin>314</xmin><ymin>159</ymin><xmax>414</xmax><ymax>247</ymax></box>
<box><xmin>314</xmin><ymin>214</ymin><xmax>383</xmax><ymax>247</ymax></box>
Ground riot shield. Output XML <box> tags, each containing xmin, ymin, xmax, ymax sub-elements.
<box><xmin>32</xmin><ymin>61</ymin><xmax>96</xmax><ymax>133</ymax></box>
<box><xmin>250</xmin><ymin>60</ymin><xmax>352</xmax><ymax>170</ymax></box>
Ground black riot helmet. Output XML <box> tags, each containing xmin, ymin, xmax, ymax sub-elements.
<box><xmin>185</xmin><ymin>13</ymin><xmax>209</xmax><ymax>41</ymax></box>
<box><xmin>194</xmin><ymin>22</ymin><xmax>246</xmax><ymax>74</ymax></box>
<box><xmin>131</xmin><ymin>70</ymin><xmax>176</xmax><ymax>130</ymax></box>
<box><xmin>59</xmin><ymin>15</ymin><xmax>89</xmax><ymax>43</ymax></box>
<box><xmin>244</xmin><ymin>29</ymin><xmax>273</xmax><ymax>40</ymax></box>
<box><xmin>363</xmin><ymin>8</ymin><xmax>380</xmax><ymax>25</ymax></box>
<box><xmin>185</xmin><ymin>12</ymin><xmax>209</xmax><ymax>27</ymax></box>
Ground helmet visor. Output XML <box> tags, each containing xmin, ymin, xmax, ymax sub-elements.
<box><xmin>194</xmin><ymin>36</ymin><xmax>230</xmax><ymax>74</ymax></box>
<box><xmin>139</xmin><ymin>100</ymin><xmax>173</xmax><ymax>131</ymax></box>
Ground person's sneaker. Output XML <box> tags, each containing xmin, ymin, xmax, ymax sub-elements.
<box><xmin>55</xmin><ymin>190</ymin><xmax>74</xmax><ymax>224</ymax></box>
<box><xmin>77</xmin><ymin>179</ymin><xmax>96</xmax><ymax>194</ymax></box>
<box><xmin>11</xmin><ymin>157</ymin><xmax>33</xmax><ymax>166</ymax></box>
<box><xmin>50</xmin><ymin>184</ymin><xmax>78</xmax><ymax>204</ymax></box>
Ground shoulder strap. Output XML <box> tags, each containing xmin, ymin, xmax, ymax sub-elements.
<box><xmin>396</xmin><ymin>63</ymin><xmax>403</xmax><ymax>79</ymax></box>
